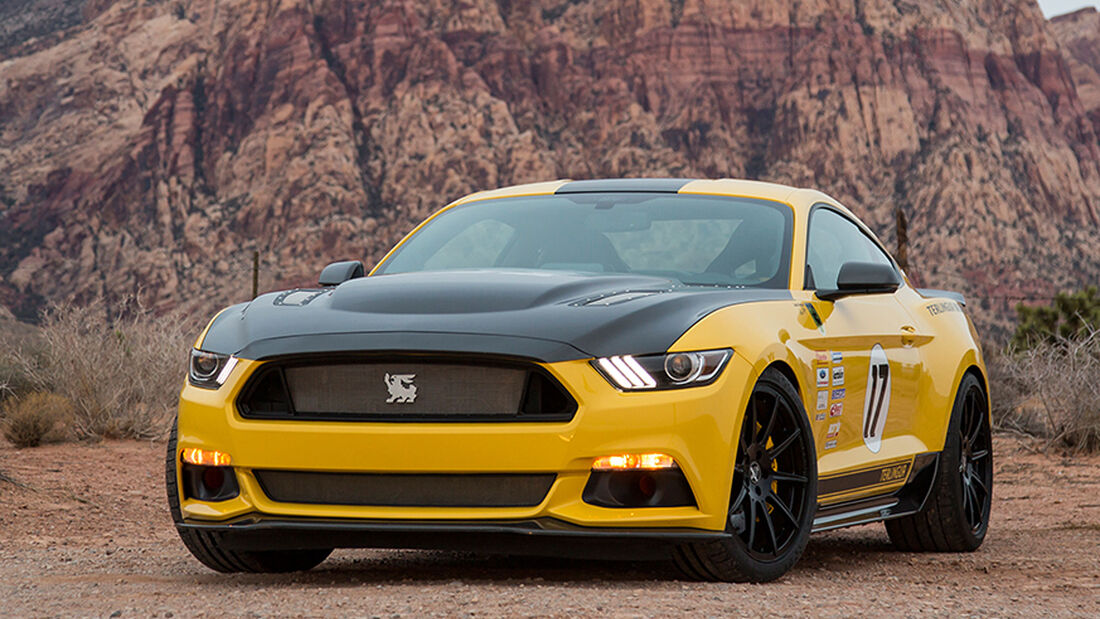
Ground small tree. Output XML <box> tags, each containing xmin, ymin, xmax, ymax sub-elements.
<box><xmin>1013</xmin><ymin>286</ymin><xmax>1100</xmax><ymax>349</ymax></box>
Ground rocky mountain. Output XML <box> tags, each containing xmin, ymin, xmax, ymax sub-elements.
<box><xmin>1051</xmin><ymin>9</ymin><xmax>1100</xmax><ymax>138</ymax></box>
<box><xmin>1</xmin><ymin>0</ymin><xmax>1099</xmax><ymax>338</ymax></box>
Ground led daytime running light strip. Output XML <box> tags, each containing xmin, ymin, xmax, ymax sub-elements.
<box><xmin>597</xmin><ymin>355</ymin><xmax>657</xmax><ymax>389</ymax></box>
<box><xmin>215</xmin><ymin>357</ymin><xmax>239</xmax><ymax>385</ymax></box>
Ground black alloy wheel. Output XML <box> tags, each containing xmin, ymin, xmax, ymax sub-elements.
<box><xmin>958</xmin><ymin>383</ymin><xmax>993</xmax><ymax>534</ymax></box>
<box><xmin>674</xmin><ymin>367</ymin><xmax>817</xmax><ymax>582</ymax></box>
<box><xmin>730</xmin><ymin>381</ymin><xmax>813</xmax><ymax>559</ymax></box>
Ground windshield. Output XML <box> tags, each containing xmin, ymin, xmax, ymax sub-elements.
<box><xmin>375</xmin><ymin>192</ymin><xmax>793</xmax><ymax>288</ymax></box>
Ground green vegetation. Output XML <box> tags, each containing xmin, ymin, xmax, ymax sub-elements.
<box><xmin>1013</xmin><ymin>286</ymin><xmax>1100</xmax><ymax>348</ymax></box>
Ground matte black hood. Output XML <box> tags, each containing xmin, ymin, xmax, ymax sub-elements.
<box><xmin>199</xmin><ymin>270</ymin><xmax>791</xmax><ymax>362</ymax></box>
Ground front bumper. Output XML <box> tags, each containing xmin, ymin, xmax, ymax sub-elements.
<box><xmin>175</xmin><ymin>353</ymin><xmax>756</xmax><ymax>535</ymax></box>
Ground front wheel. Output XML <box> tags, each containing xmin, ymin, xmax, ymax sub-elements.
<box><xmin>674</xmin><ymin>367</ymin><xmax>818</xmax><ymax>582</ymax></box>
<box><xmin>885</xmin><ymin>373</ymin><xmax>992</xmax><ymax>551</ymax></box>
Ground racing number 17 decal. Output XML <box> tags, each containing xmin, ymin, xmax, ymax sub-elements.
<box><xmin>862</xmin><ymin>344</ymin><xmax>891</xmax><ymax>453</ymax></box>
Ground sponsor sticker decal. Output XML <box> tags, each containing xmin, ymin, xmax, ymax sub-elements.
<box><xmin>862</xmin><ymin>344</ymin><xmax>892</xmax><ymax>453</ymax></box>
<box><xmin>826</xmin><ymin>422</ymin><xmax>841</xmax><ymax>439</ymax></box>
<box><xmin>831</xmin><ymin>388</ymin><xmax>846</xmax><ymax>400</ymax></box>
<box><xmin>817</xmin><ymin>390</ymin><xmax>828</xmax><ymax>410</ymax></box>
<box><xmin>804</xmin><ymin>303</ymin><xmax>825</xmax><ymax>333</ymax></box>
<box><xmin>879</xmin><ymin>462</ymin><xmax>911</xmax><ymax>483</ymax></box>
<box><xmin>824</xmin><ymin>439</ymin><xmax>838</xmax><ymax>450</ymax></box>
<box><xmin>831</xmin><ymin>351</ymin><xmax>843</xmax><ymax>364</ymax></box>
<box><xmin>829</xmin><ymin>402</ymin><xmax>843</xmax><ymax>418</ymax></box>
<box><xmin>832</xmin><ymin>366</ymin><xmax>845</xmax><ymax>386</ymax></box>
<box><xmin>815</xmin><ymin>411</ymin><xmax>826</xmax><ymax>422</ymax></box>
<box><xmin>925</xmin><ymin>301</ymin><xmax>962</xmax><ymax>316</ymax></box>
<box><xmin>814</xmin><ymin>351</ymin><xmax>830</xmax><ymax>365</ymax></box>
<box><xmin>817</xmin><ymin>367</ymin><xmax>829</xmax><ymax>387</ymax></box>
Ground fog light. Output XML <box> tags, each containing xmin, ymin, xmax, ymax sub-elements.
<box><xmin>202</xmin><ymin>467</ymin><xmax>226</xmax><ymax>492</ymax></box>
<box><xmin>181</xmin><ymin>448</ymin><xmax>231</xmax><ymax>467</ymax></box>
<box><xmin>181</xmin><ymin>461</ymin><xmax>240</xmax><ymax>503</ymax></box>
<box><xmin>592</xmin><ymin>453</ymin><xmax>678</xmax><ymax>471</ymax></box>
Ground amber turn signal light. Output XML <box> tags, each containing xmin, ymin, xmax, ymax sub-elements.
<box><xmin>592</xmin><ymin>453</ymin><xmax>678</xmax><ymax>471</ymax></box>
<box><xmin>181</xmin><ymin>448</ymin><xmax>232</xmax><ymax>467</ymax></box>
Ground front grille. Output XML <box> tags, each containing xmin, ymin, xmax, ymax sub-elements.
<box><xmin>253</xmin><ymin>470</ymin><xmax>557</xmax><ymax>508</ymax></box>
<box><xmin>237</xmin><ymin>356</ymin><xmax>577</xmax><ymax>422</ymax></box>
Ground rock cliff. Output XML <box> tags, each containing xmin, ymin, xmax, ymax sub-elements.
<box><xmin>2</xmin><ymin>0</ymin><xmax>1099</xmax><ymax>337</ymax></box>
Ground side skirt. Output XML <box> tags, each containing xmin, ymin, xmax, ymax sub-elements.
<box><xmin>811</xmin><ymin>452</ymin><xmax>939</xmax><ymax>533</ymax></box>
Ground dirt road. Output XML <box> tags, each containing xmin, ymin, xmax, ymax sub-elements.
<box><xmin>1</xmin><ymin>436</ymin><xmax>1097</xmax><ymax>617</ymax></box>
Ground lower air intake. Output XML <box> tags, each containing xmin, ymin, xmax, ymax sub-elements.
<box><xmin>253</xmin><ymin>470</ymin><xmax>557</xmax><ymax>508</ymax></box>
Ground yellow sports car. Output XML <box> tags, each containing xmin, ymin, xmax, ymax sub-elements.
<box><xmin>168</xmin><ymin>179</ymin><xmax>992</xmax><ymax>582</ymax></box>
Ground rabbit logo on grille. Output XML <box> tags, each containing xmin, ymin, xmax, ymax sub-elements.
<box><xmin>384</xmin><ymin>373</ymin><xmax>417</xmax><ymax>403</ymax></box>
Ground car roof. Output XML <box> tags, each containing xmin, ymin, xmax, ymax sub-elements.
<box><xmin>447</xmin><ymin>178</ymin><xmax>851</xmax><ymax>219</ymax></box>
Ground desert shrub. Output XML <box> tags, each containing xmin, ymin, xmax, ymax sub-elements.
<box><xmin>1013</xmin><ymin>286</ymin><xmax>1100</xmax><ymax>349</ymax></box>
<box><xmin>1</xmin><ymin>346</ymin><xmax>40</xmax><ymax>402</ymax></box>
<box><xmin>1</xmin><ymin>392</ymin><xmax>74</xmax><ymax>447</ymax></box>
<box><xmin>0</xmin><ymin>317</ymin><xmax>42</xmax><ymax>403</ymax></box>
<box><xmin>990</xmin><ymin>331</ymin><xmax>1100</xmax><ymax>453</ymax></box>
<box><xmin>983</xmin><ymin>343</ymin><xmax>1040</xmax><ymax>434</ymax></box>
<box><xmin>12</xmin><ymin>299</ymin><xmax>201</xmax><ymax>440</ymax></box>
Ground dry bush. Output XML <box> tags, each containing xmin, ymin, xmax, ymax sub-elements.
<box><xmin>0</xmin><ymin>315</ymin><xmax>42</xmax><ymax>403</ymax></box>
<box><xmin>1</xmin><ymin>392</ymin><xmax>75</xmax><ymax>447</ymax></box>
<box><xmin>990</xmin><ymin>331</ymin><xmax>1100</xmax><ymax>453</ymax></box>
<box><xmin>984</xmin><ymin>343</ymin><xmax>1044</xmax><ymax>436</ymax></box>
<box><xmin>12</xmin><ymin>299</ymin><xmax>202</xmax><ymax>440</ymax></box>
<box><xmin>1</xmin><ymin>345</ymin><xmax>40</xmax><ymax>403</ymax></box>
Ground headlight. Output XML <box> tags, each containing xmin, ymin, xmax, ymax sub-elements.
<box><xmin>188</xmin><ymin>349</ymin><xmax>238</xmax><ymax>389</ymax></box>
<box><xmin>592</xmin><ymin>349</ymin><xmax>731</xmax><ymax>391</ymax></box>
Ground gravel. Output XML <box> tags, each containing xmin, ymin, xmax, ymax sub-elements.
<box><xmin>1</xmin><ymin>436</ymin><xmax>1097</xmax><ymax>617</ymax></box>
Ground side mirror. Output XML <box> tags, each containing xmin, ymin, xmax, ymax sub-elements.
<box><xmin>816</xmin><ymin>262</ymin><xmax>900</xmax><ymax>301</ymax></box>
<box><xmin>318</xmin><ymin>260</ymin><xmax>365</xmax><ymax>286</ymax></box>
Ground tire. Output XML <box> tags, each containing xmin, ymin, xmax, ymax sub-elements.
<box><xmin>885</xmin><ymin>373</ymin><xmax>992</xmax><ymax>552</ymax></box>
<box><xmin>673</xmin><ymin>367</ymin><xmax>818</xmax><ymax>582</ymax></box>
<box><xmin>165</xmin><ymin>419</ymin><xmax>332</xmax><ymax>573</ymax></box>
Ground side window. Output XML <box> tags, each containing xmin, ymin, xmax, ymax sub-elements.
<box><xmin>806</xmin><ymin>209</ymin><xmax>894</xmax><ymax>290</ymax></box>
<box><xmin>423</xmin><ymin>219</ymin><xmax>515</xmax><ymax>270</ymax></box>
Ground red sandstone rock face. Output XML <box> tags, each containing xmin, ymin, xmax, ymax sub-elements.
<box><xmin>1</xmin><ymin>0</ymin><xmax>1098</xmax><ymax>337</ymax></box>
<box><xmin>1051</xmin><ymin>9</ymin><xmax>1100</xmax><ymax>135</ymax></box>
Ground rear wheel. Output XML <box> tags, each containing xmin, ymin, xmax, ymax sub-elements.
<box><xmin>885</xmin><ymin>373</ymin><xmax>992</xmax><ymax>551</ymax></box>
<box><xmin>673</xmin><ymin>368</ymin><xmax>817</xmax><ymax>582</ymax></box>
<box><xmin>165</xmin><ymin>419</ymin><xmax>332</xmax><ymax>573</ymax></box>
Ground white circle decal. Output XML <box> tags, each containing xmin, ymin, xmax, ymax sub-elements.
<box><xmin>862</xmin><ymin>344</ymin><xmax>891</xmax><ymax>453</ymax></box>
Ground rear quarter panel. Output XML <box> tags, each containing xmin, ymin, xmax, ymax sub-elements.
<box><xmin>898</xmin><ymin>288</ymin><xmax>989</xmax><ymax>451</ymax></box>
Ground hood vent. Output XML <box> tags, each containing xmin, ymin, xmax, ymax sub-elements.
<box><xmin>576</xmin><ymin>290</ymin><xmax>662</xmax><ymax>307</ymax></box>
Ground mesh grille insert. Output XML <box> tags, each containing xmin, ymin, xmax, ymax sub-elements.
<box><xmin>237</xmin><ymin>357</ymin><xmax>577</xmax><ymax>422</ymax></box>
<box><xmin>253</xmin><ymin>470</ymin><xmax>557</xmax><ymax>508</ymax></box>
<box><xmin>285</xmin><ymin>363</ymin><xmax>526</xmax><ymax>416</ymax></box>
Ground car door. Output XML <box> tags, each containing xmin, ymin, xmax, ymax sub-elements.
<box><xmin>793</xmin><ymin>207</ymin><xmax>925</xmax><ymax>504</ymax></box>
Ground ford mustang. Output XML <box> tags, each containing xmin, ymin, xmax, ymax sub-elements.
<box><xmin>167</xmin><ymin>178</ymin><xmax>992</xmax><ymax>582</ymax></box>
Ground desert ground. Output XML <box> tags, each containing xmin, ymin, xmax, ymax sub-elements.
<box><xmin>0</xmin><ymin>436</ymin><xmax>1097</xmax><ymax>618</ymax></box>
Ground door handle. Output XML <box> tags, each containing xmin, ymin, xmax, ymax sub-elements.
<box><xmin>900</xmin><ymin>325</ymin><xmax>917</xmax><ymax>347</ymax></box>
